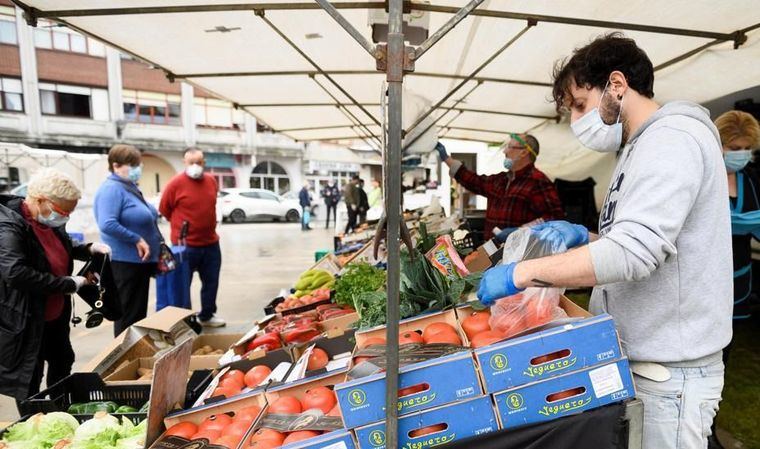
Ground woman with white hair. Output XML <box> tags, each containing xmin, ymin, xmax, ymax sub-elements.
<box><xmin>0</xmin><ymin>168</ymin><xmax>109</xmax><ymax>403</ymax></box>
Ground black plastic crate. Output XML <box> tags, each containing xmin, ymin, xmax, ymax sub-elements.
<box><xmin>19</xmin><ymin>373</ymin><xmax>151</xmax><ymax>416</ymax></box>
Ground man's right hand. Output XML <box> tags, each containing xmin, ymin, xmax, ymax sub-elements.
<box><xmin>531</xmin><ymin>220</ymin><xmax>589</xmax><ymax>250</ymax></box>
<box><xmin>435</xmin><ymin>142</ymin><xmax>449</xmax><ymax>161</ymax></box>
<box><xmin>136</xmin><ymin>238</ymin><xmax>151</xmax><ymax>261</ymax></box>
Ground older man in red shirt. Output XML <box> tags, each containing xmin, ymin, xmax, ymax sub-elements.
<box><xmin>437</xmin><ymin>134</ymin><xmax>565</xmax><ymax>240</ymax></box>
<box><xmin>160</xmin><ymin>147</ymin><xmax>225</xmax><ymax>327</ymax></box>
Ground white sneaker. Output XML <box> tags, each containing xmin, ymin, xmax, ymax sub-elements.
<box><xmin>199</xmin><ymin>314</ymin><xmax>226</xmax><ymax>328</ymax></box>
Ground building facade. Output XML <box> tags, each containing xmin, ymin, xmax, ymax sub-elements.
<box><xmin>0</xmin><ymin>1</ymin><xmax>307</xmax><ymax>197</ymax></box>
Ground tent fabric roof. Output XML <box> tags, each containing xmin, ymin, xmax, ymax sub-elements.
<box><xmin>15</xmin><ymin>1</ymin><xmax>760</xmax><ymax>151</ymax></box>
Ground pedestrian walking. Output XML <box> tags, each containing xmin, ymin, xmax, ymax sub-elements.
<box><xmin>321</xmin><ymin>180</ymin><xmax>340</xmax><ymax>229</ymax></box>
<box><xmin>357</xmin><ymin>178</ymin><xmax>370</xmax><ymax>224</ymax></box>
<box><xmin>343</xmin><ymin>176</ymin><xmax>360</xmax><ymax>234</ymax></box>
<box><xmin>298</xmin><ymin>182</ymin><xmax>312</xmax><ymax>231</ymax></box>
<box><xmin>159</xmin><ymin>147</ymin><xmax>226</xmax><ymax>328</ymax></box>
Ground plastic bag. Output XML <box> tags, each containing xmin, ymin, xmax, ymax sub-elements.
<box><xmin>489</xmin><ymin>228</ymin><xmax>568</xmax><ymax>339</ymax></box>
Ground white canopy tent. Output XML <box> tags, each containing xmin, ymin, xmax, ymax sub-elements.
<box><xmin>12</xmin><ymin>1</ymin><xmax>759</xmax><ymax>445</ymax></box>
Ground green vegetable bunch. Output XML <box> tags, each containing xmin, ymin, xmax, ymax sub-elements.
<box><xmin>334</xmin><ymin>262</ymin><xmax>387</xmax><ymax>308</ymax></box>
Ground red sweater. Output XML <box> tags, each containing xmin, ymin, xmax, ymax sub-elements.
<box><xmin>159</xmin><ymin>173</ymin><xmax>219</xmax><ymax>246</ymax></box>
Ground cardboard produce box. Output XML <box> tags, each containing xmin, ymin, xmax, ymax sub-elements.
<box><xmin>493</xmin><ymin>358</ymin><xmax>635</xmax><ymax>430</ymax></box>
<box><xmin>465</xmin><ymin>296</ymin><xmax>624</xmax><ymax>393</ymax></box>
<box><xmin>464</xmin><ymin>239</ymin><xmax>503</xmax><ymax>273</ymax></box>
<box><xmin>291</xmin><ymin>329</ymin><xmax>355</xmax><ymax>380</ymax></box>
<box><xmin>354</xmin><ymin>395</ymin><xmax>498</xmax><ymax>449</ymax></box>
<box><xmin>105</xmin><ymin>356</ymin><xmax>221</xmax><ymax>386</ymax></box>
<box><xmin>84</xmin><ymin>306</ymin><xmax>197</xmax><ymax>377</ymax></box>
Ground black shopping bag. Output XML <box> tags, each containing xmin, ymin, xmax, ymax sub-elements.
<box><xmin>76</xmin><ymin>253</ymin><xmax>122</xmax><ymax>321</ymax></box>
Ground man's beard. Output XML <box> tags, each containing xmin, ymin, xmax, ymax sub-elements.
<box><xmin>600</xmin><ymin>93</ymin><xmax>629</xmax><ymax>145</ymax></box>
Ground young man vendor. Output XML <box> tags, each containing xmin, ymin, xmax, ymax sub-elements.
<box><xmin>477</xmin><ymin>33</ymin><xmax>732</xmax><ymax>449</ymax></box>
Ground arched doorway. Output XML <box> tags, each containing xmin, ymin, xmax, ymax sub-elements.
<box><xmin>250</xmin><ymin>161</ymin><xmax>290</xmax><ymax>194</ymax></box>
<box><xmin>141</xmin><ymin>153</ymin><xmax>177</xmax><ymax>197</ymax></box>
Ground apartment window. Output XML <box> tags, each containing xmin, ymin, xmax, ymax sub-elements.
<box><xmin>0</xmin><ymin>9</ymin><xmax>17</xmax><ymax>45</ymax></box>
<box><xmin>194</xmin><ymin>97</ymin><xmax>245</xmax><ymax>130</ymax></box>
<box><xmin>34</xmin><ymin>19</ymin><xmax>106</xmax><ymax>56</ymax></box>
<box><xmin>0</xmin><ymin>78</ymin><xmax>23</xmax><ymax>112</ymax></box>
<box><xmin>251</xmin><ymin>161</ymin><xmax>290</xmax><ymax>194</ymax></box>
<box><xmin>123</xmin><ymin>90</ymin><xmax>181</xmax><ymax>125</ymax></box>
<box><xmin>39</xmin><ymin>82</ymin><xmax>109</xmax><ymax>120</ymax></box>
<box><xmin>209</xmin><ymin>167</ymin><xmax>237</xmax><ymax>189</ymax></box>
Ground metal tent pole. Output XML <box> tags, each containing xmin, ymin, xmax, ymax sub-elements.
<box><xmin>385</xmin><ymin>0</ymin><xmax>404</xmax><ymax>445</ymax></box>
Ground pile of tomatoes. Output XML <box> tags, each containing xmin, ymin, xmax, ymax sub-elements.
<box><xmin>211</xmin><ymin>366</ymin><xmax>273</xmax><ymax>399</ymax></box>
<box><xmin>352</xmin><ymin>321</ymin><xmax>465</xmax><ymax>367</ymax></box>
<box><xmin>163</xmin><ymin>405</ymin><xmax>263</xmax><ymax>448</ymax></box>
<box><xmin>248</xmin><ymin>388</ymin><xmax>341</xmax><ymax>449</ymax></box>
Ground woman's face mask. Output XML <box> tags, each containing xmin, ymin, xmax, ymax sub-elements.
<box><xmin>570</xmin><ymin>82</ymin><xmax>624</xmax><ymax>153</ymax></box>
<box><xmin>37</xmin><ymin>199</ymin><xmax>70</xmax><ymax>228</ymax></box>
<box><xmin>724</xmin><ymin>149</ymin><xmax>753</xmax><ymax>173</ymax></box>
<box><xmin>128</xmin><ymin>165</ymin><xmax>143</xmax><ymax>182</ymax></box>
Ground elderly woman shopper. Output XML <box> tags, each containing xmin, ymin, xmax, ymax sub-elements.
<box><xmin>0</xmin><ymin>168</ymin><xmax>109</xmax><ymax>402</ymax></box>
<box><xmin>95</xmin><ymin>144</ymin><xmax>161</xmax><ymax>337</ymax></box>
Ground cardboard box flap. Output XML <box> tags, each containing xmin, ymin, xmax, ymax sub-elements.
<box><xmin>135</xmin><ymin>306</ymin><xmax>195</xmax><ymax>333</ymax></box>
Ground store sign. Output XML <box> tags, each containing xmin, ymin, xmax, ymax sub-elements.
<box><xmin>204</xmin><ymin>152</ymin><xmax>236</xmax><ymax>168</ymax></box>
<box><xmin>309</xmin><ymin>160</ymin><xmax>360</xmax><ymax>173</ymax></box>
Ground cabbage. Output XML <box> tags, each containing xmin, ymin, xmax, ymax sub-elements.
<box><xmin>68</xmin><ymin>415</ymin><xmax>146</xmax><ymax>449</ymax></box>
<box><xmin>0</xmin><ymin>412</ymin><xmax>78</xmax><ymax>449</ymax></box>
<box><xmin>73</xmin><ymin>412</ymin><xmax>120</xmax><ymax>441</ymax></box>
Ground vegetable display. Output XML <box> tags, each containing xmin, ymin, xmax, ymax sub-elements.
<box><xmin>0</xmin><ymin>412</ymin><xmax>146</xmax><ymax>449</ymax></box>
<box><xmin>334</xmin><ymin>262</ymin><xmax>386</xmax><ymax>308</ymax></box>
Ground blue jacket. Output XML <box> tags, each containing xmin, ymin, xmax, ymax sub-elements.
<box><xmin>94</xmin><ymin>174</ymin><xmax>161</xmax><ymax>264</ymax></box>
<box><xmin>299</xmin><ymin>188</ymin><xmax>311</xmax><ymax>207</ymax></box>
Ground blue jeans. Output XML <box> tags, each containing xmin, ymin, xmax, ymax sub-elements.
<box><xmin>185</xmin><ymin>242</ymin><xmax>222</xmax><ymax>320</ymax></box>
<box><xmin>635</xmin><ymin>358</ymin><xmax>724</xmax><ymax>449</ymax></box>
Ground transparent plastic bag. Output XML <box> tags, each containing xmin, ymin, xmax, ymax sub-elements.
<box><xmin>489</xmin><ymin>228</ymin><xmax>568</xmax><ymax>339</ymax></box>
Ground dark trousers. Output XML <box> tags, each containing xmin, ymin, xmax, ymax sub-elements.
<box><xmin>345</xmin><ymin>206</ymin><xmax>357</xmax><ymax>234</ymax></box>
<box><xmin>325</xmin><ymin>203</ymin><xmax>337</xmax><ymax>228</ymax></box>
<box><xmin>185</xmin><ymin>242</ymin><xmax>222</xmax><ymax>320</ymax></box>
<box><xmin>26</xmin><ymin>299</ymin><xmax>75</xmax><ymax>401</ymax></box>
<box><xmin>111</xmin><ymin>261</ymin><xmax>153</xmax><ymax>337</ymax></box>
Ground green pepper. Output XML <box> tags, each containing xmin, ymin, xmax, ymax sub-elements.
<box><xmin>67</xmin><ymin>403</ymin><xmax>85</xmax><ymax>414</ymax></box>
<box><xmin>82</xmin><ymin>401</ymin><xmax>119</xmax><ymax>414</ymax></box>
<box><xmin>115</xmin><ymin>405</ymin><xmax>138</xmax><ymax>413</ymax></box>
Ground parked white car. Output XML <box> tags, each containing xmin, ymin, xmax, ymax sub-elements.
<box><xmin>219</xmin><ymin>188</ymin><xmax>303</xmax><ymax>223</ymax></box>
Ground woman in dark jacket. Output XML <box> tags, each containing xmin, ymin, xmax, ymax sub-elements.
<box><xmin>0</xmin><ymin>168</ymin><xmax>109</xmax><ymax>403</ymax></box>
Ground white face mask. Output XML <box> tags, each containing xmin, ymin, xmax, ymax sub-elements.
<box><xmin>185</xmin><ymin>164</ymin><xmax>204</xmax><ymax>179</ymax></box>
<box><xmin>570</xmin><ymin>83</ymin><xmax>624</xmax><ymax>153</ymax></box>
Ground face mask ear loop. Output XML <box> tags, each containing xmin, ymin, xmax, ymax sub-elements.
<box><xmin>616</xmin><ymin>93</ymin><xmax>624</xmax><ymax>125</ymax></box>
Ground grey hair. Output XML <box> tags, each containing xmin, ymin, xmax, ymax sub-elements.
<box><xmin>26</xmin><ymin>168</ymin><xmax>82</xmax><ymax>202</ymax></box>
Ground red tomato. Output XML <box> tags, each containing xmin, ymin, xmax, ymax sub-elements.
<box><xmin>307</xmin><ymin>348</ymin><xmax>329</xmax><ymax>371</ymax></box>
<box><xmin>249</xmin><ymin>440</ymin><xmax>281</xmax><ymax>449</ymax></box>
<box><xmin>220</xmin><ymin>369</ymin><xmax>246</xmax><ymax>390</ymax></box>
<box><xmin>469</xmin><ymin>330</ymin><xmax>505</xmax><ymax>348</ymax></box>
<box><xmin>249</xmin><ymin>428</ymin><xmax>286</xmax><ymax>445</ymax></box>
<box><xmin>461</xmin><ymin>311</ymin><xmax>491</xmax><ymax>340</ymax></box>
<box><xmin>547</xmin><ymin>387</ymin><xmax>585</xmax><ymax>402</ymax></box>
<box><xmin>409</xmin><ymin>424</ymin><xmax>446</xmax><ymax>438</ymax></box>
<box><xmin>219</xmin><ymin>376</ymin><xmax>245</xmax><ymax>391</ymax></box>
<box><xmin>399</xmin><ymin>331</ymin><xmax>424</xmax><ymax>345</ymax></box>
<box><xmin>327</xmin><ymin>405</ymin><xmax>342</xmax><ymax>417</ymax></box>
<box><xmin>212</xmin><ymin>385</ymin><xmax>240</xmax><ymax>399</ymax></box>
<box><xmin>361</xmin><ymin>337</ymin><xmax>386</xmax><ymax>348</ymax></box>
<box><xmin>283</xmin><ymin>430</ymin><xmax>322</xmax><ymax>445</ymax></box>
<box><xmin>268</xmin><ymin>396</ymin><xmax>303</xmax><ymax>414</ymax></box>
<box><xmin>422</xmin><ymin>322</ymin><xmax>458</xmax><ymax>343</ymax></box>
<box><xmin>302</xmin><ymin>386</ymin><xmax>337</xmax><ymax>414</ymax></box>
<box><xmin>234</xmin><ymin>405</ymin><xmax>262</xmax><ymax>423</ymax></box>
<box><xmin>225</xmin><ymin>419</ymin><xmax>252</xmax><ymax>442</ymax></box>
<box><xmin>398</xmin><ymin>384</ymin><xmax>426</xmax><ymax>397</ymax></box>
<box><xmin>198</xmin><ymin>414</ymin><xmax>234</xmax><ymax>434</ymax></box>
<box><xmin>164</xmin><ymin>421</ymin><xmax>197</xmax><ymax>439</ymax></box>
<box><xmin>244</xmin><ymin>365</ymin><xmax>273</xmax><ymax>389</ymax></box>
<box><xmin>190</xmin><ymin>429</ymin><xmax>221</xmax><ymax>441</ymax></box>
<box><xmin>214</xmin><ymin>434</ymin><xmax>241</xmax><ymax>448</ymax></box>
<box><xmin>353</xmin><ymin>356</ymin><xmax>372</xmax><ymax>365</ymax></box>
<box><xmin>424</xmin><ymin>330</ymin><xmax>462</xmax><ymax>346</ymax></box>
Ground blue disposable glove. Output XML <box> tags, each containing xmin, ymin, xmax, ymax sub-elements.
<box><xmin>435</xmin><ymin>142</ymin><xmax>449</xmax><ymax>161</ymax></box>
<box><xmin>494</xmin><ymin>227</ymin><xmax>518</xmax><ymax>243</ymax></box>
<box><xmin>477</xmin><ymin>262</ymin><xmax>524</xmax><ymax>306</ymax></box>
<box><xmin>531</xmin><ymin>220</ymin><xmax>589</xmax><ymax>250</ymax></box>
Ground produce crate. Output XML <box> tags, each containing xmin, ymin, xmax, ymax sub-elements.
<box><xmin>264</xmin><ymin>293</ymin><xmax>334</xmax><ymax>316</ymax></box>
<box><xmin>19</xmin><ymin>373</ymin><xmax>151</xmax><ymax>416</ymax></box>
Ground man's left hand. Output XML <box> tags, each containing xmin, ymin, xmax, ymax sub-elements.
<box><xmin>89</xmin><ymin>242</ymin><xmax>112</xmax><ymax>255</ymax></box>
<box><xmin>477</xmin><ymin>262</ymin><xmax>524</xmax><ymax>306</ymax></box>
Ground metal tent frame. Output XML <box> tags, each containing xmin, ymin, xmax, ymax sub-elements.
<box><xmin>10</xmin><ymin>1</ymin><xmax>760</xmax><ymax>447</ymax></box>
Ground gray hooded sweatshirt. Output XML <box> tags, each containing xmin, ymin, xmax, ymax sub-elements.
<box><xmin>588</xmin><ymin>101</ymin><xmax>733</xmax><ymax>364</ymax></box>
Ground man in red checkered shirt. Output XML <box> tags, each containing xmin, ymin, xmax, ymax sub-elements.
<box><xmin>437</xmin><ymin>134</ymin><xmax>565</xmax><ymax>240</ymax></box>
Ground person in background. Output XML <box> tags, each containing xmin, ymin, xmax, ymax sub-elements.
<box><xmin>321</xmin><ymin>180</ymin><xmax>340</xmax><ymax>230</ymax></box>
<box><xmin>298</xmin><ymin>182</ymin><xmax>312</xmax><ymax>232</ymax></box>
<box><xmin>357</xmin><ymin>178</ymin><xmax>370</xmax><ymax>224</ymax></box>
<box><xmin>95</xmin><ymin>144</ymin><xmax>161</xmax><ymax>337</ymax></box>
<box><xmin>343</xmin><ymin>176</ymin><xmax>360</xmax><ymax>234</ymax></box>
<box><xmin>368</xmin><ymin>178</ymin><xmax>383</xmax><ymax>209</ymax></box>
<box><xmin>0</xmin><ymin>168</ymin><xmax>110</xmax><ymax>403</ymax></box>
<box><xmin>477</xmin><ymin>33</ymin><xmax>732</xmax><ymax>449</ymax></box>
<box><xmin>159</xmin><ymin>147</ymin><xmax>225</xmax><ymax>328</ymax></box>
<box><xmin>709</xmin><ymin>110</ymin><xmax>760</xmax><ymax>449</ymax></box>
<box><xmin>436</xmin><ymin>134</ymin><xmax>565</xmax><ymax>239</ymax></box>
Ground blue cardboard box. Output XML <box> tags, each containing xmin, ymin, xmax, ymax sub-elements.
<box><xmin>354</xmin><ymin>395</ymin><xmax>498</xmax><ymax>449</ymax></box>
<box><xmin>335</xmin><ymin>352</ymin><xmax>482</xmax><ymax>429</ymax></box>
<box><xmin>493</xmin><ymin>358</ymin><xmax>635</xmax><ymax>430</ymax></box>
<box><xmin>473</xmin><ymin>312</ymin><xmax>623</xmax><ymax>393</ymax></box>
<box><xmin>280</xmin><ymin>430</ymin><xmax>356</xmax><ymax>449</ymax></box>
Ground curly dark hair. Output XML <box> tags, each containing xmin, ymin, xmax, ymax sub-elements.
<box><xmin>552</xmin><ymin>33</ymin><xmax>654</xmax><ymax>112</ymax></box>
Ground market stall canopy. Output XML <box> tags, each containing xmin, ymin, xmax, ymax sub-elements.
<box><xmin>14</xmin><ymin>1</ymin><xmax>760</xmax><ymax>153</ymax></box>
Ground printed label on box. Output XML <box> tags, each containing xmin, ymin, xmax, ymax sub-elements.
<box><xmin>589</xmin><ymin>363</ymin><xmax>624</xmax><ymax>399</ymax></box>
<box><xmin>322</xmin><ymin>443</ymin><xmax>349</xmax><ymax>449</ymax></box>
